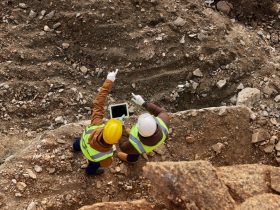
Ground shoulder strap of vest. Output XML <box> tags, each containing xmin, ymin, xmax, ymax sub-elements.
<box><xmin>85</xmin><ymin>124</ymin><xmax>104</xmax><ymax>135</ymax></box>
<box><xmin>129</xmin><ymin>127</ymin><xmax>146</xmax><ymax>154</ymax></box>
<box><xmin>154</xmin><ymin>117</ymin><xmax>168</xmax><ymax>136</ymax></box>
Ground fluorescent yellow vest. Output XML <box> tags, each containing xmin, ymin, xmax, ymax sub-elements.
<box><xmin>129</xmin><ymin>117</ymin><xmax>169</xmax><ymax>154</ymax></box>
<box><xmin>80</xmin><ymin>124</ymin><xmax>113</xmax><ymax>162</ymax></box>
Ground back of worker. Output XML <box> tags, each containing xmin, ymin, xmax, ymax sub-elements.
<box><xmin>73</xmin><ymin>70</ymin><xmax>124</xmax><ymax>175</ymax></box>
<box><xmin>118</xmin><ymin>93</ymin><xmax>170</xmax><ymax>162</ymax></box>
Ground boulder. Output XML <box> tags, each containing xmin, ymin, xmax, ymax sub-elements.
<box><xmin>275</xmin><ymin>95</ymin><xmax>280</xmax><ymax>103</ymax></box>
<box><xmin>236</xmin><ymin>193</ymin><xmax>280</xmax><ymax>210</ymax></box>
<box><xmin>216</xmin><ymin>1</ymin><xmax>233</xmax><ymax>15</ymax></box>
<box><xmin>26</xmin><ymin>201</ymin><xmax>37</xmax><ymax>210</ymax></box>
<box><xmin>251</xmin><ymin>129</ymin><xmax>270</xmax><ymax>143</ymax></box>
<box><xmin>217</xmin><ymin>165</ymin><xmax>279</xmax><ymax>201</ymax></box>
<box><xmin>173</xmin><ymin>17</ymin><xmax>186</xmax><ymax>26</ymax></box>
<box><xmin>212</xmin><ymin>142</ymin><xmax>225</xmax><ymax>154</ymax></box>
<box><xmin>263</xmin><ymin>144</ymin><xmax>274</xmax><ymax>154</ymax></box>
<box><xmin>62</xmin><ymin>43</ymin><xmax>70</xmax><ymax>49</ymax></box>
<box><xmin>270</xmin><ymin>169</ymin><xmax>280</xmax><ymax>193</ymax></box>
<box><xmin>78</xmin><ymin>200</ymin><xmax>153</xmax><ymax>210</ymax></box>
<box><xmin>237</xmin><ymin>88</ymin><xmax>261</xmax><ymax>107</ymax></box>
<box><xmin>217</xmin><ymin>79</ymin><xmax>227</xmax><ymax>89</ymax></box>
<box><xmin>275</xmin><ymin>141</ymin><xmax>280</xmax><ymax>151</ymax></box>
<box><xmin>172</xmin><ymin>106</ymin><xmax>256</xmax><ymax>165</ymax></box>
<box><xmin>143</xmin><ymin>161</ymin><xmax>236</xmax><ymax>210</ymax></box>
<box><xmin>262</xmin><ymin>85</ymin><xmax>277</xmax><ymax>97</ymax></box>
<box><xmin>193</xmin><ymin>68</ymin><xmax>203</xmax><ymax>77</ymax></box>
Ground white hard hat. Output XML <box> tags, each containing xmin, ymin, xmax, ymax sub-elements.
<box><xmin>137</xmin><ymin>113</ymin><xmax>157</xmax><ymax>137</ymax></box>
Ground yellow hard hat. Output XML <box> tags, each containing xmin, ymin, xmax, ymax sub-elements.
<box><xmin>103</xmin><ymin>119</ymin><xmax>122</xmax><ymax>144</ymax></box>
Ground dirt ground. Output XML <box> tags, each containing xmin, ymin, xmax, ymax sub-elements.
<box><xmin>0</xmin><ymin>0</ymin><xmax>279</xmax><ymax>209</ymax></box>
<box><xmin>0</xmin><ymin>0</ymin><xmax>279</xmax><ymax>132</ymax></box>
<box><xmin>0</xmin><ymin>106</ymin><xmax>278</xmax><ymax>210</ymax></box>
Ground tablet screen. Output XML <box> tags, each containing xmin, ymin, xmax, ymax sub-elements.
<box><xmin>110</xmin><ymin>103</ymin><xmax>129</xmax><ymax>118</ymax></box>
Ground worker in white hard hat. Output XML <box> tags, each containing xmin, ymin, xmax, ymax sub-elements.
<box><xmin>117</xmin><ymin>93</ymin><xmax>170</xmax><ymax>162</ymax></box>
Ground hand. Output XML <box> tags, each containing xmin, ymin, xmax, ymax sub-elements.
<box><xmin>112</xmin><ymin>145</ymin><xmax>116</xmax><ymax>152</ymax></box>
<box><xmin>107</xmin><ymin>69</ymin><xmax>119</xmax><ymax>82</ymax></box>
<box><xmin>117</xmin><ymin>114</ymin><xmax>126</xmax><ymax>124</ymax></box>
<box><xmin>132</xmin><ymin>93</ymin><xmax>145</xmax><ymax>106</ymax></box>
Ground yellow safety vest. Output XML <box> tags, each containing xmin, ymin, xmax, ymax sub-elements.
<box><xmin>129</xmin><ymin>117</ymin><xmax>169</xmax><ymax>154</ymax></box>
<box><xmin>80</xmin><ymin>124</ymin><xmax>113</xmax><ymax>162</ymax></box>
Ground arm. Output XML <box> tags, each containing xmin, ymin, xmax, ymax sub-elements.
<box><xmin>119</xmin><ymin>137</ymin><xmax>140</xmax><ymax>154</ymax></box>
<box><xmin>91</xmin><ymin>69</ymin><xmax>118</xmax><ymax>125</ymax></box>
<box><xmin>118</xmin><ymin>126</ymin><xmax>140</xmax><ymax>154</ymax></box>
<box><xmin>143</xmin><ymin>102</ymin><xmax>170</xmax><ymax>127</ymax></box>
<box><xmin>91</xmin><ymin>79</ymin><xmax>113</xmax><ymax>125</ymax></box>
<box><xmin>132</xmin><ymin>93</ymin><xmax>170</xmax><ymax>127</ymax></box>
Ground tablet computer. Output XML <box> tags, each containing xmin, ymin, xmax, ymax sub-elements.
<box><xmin>109</xmin><ymin>103</ymin><xmax>129</xmax><ymax>119</ymax></box>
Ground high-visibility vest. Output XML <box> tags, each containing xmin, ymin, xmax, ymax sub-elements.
<box><xmin>129</xmin><ymin>117</ymin><xmax>169</xmax><ymax>154</ymax></box>
<box><xmin>80</xmin><ymin>124</ymin><xmax>113</xmax><ymax>162</ymax></box>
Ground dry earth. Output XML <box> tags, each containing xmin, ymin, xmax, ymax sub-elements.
<box><xmin>0</xmin><ymin>0</ymin><xmax>279</xmax><ymax>209</ymax></box>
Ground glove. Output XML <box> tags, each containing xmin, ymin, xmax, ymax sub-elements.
<box><xmin>117</xmin><ymin>114</ymin><xmax>126</xmax><ymax>124</ymax></box>
<box><xmin>112</xmin><ymin>145</ymin><xmax>116</xmax><ymax>152</ymax></box>
<box><xmin>132</xmin><ymin>93</ymin><xmax>145</xmax><ymax>106</ymax></box>
<box><xmin>107</xmin><ymin>69</ymin><xmax>119</xmax><ymax>82</ymax></box>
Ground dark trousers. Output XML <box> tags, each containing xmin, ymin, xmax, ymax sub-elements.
<box><xmin>73</xmin><ymin>138</ymin><xmax>101</xmax><ymax>175</ymax></box>
<box><xmin>127</xmin><ymin>154</ymin><xmax>140</xmax><ymax>162</ymax></box>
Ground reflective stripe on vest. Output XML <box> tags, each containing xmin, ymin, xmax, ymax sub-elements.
<box><xmin>80</xmin><ymin>124</ymin><xmax>114</xmax><ymax>162</ymax></box>
<box><xmin>154</xmin><ymin>117</ymin><xmax>168</xmax><ymax>136</ymax></box>
<box><xmin>129</xmin><ymin>117</ymin><xmax>169</xmax><ymax>154</ymax></box>
<box><xmin>129</xmin><ymin>134</ymin><xmax>146</xmax><ymax>154</ymax></box>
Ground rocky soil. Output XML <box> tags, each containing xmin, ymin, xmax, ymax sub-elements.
<box><xmin>0</xmin><ymin>106</ymin><xmax>279</xmax><ymax>210</ymax></box>
<box><xmin>143</xmin><ymin>160</ymin><xmax>280</xmax><ymax>209</ymax></box>
<box><xmin>0</xmin><ymin>0</ymin><xmax>279</xmax><ymax>132</ymax></box>
<box><xmin>0</xmin><ymin>0</ymin><xmax>279</xmax><ymax>209</ymax></box>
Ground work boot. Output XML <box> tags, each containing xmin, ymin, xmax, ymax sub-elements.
<box><xmin>86</xmin><ymin>167</ymin><xmax>104</xmax><ymax>176</ymax></box>
<box><xmin>117</xmin><ymin>152</ymin><xmax>128</xmax><ymax>162</ymax></box>
<box><xmin>94</xmin><ymin>168</ymin><xmax>105</xmax><ymax>175</ymax></box>
<box><xmin>72</xmin><ymin>137</ymin><xmax>81</xmax><ymax>152</ymax></box>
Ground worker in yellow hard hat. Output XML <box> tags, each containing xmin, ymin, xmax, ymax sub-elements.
<box><xmin>73</xmin><ymin>69</ymin><xmax>123</xmax><ymax>175</ymax></box>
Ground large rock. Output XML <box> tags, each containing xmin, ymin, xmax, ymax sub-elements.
<box><xmin>193</xmin><ymin>68</ymin><xmax>203</xmax><ymax>77</ymax></box>
<box><xmin>216</xmin><ymin>1</ymin><xmax>233</xmax><ymax>15</ymax></box>
<box><xmin>217</xmin><ymin>165</ymin><xmax>280</xmax><ymax>201</ymax></box>
<box><xmin>173</xmin><ymin>17</ymin><xmax>186</xmax><ymax>26</ymax></box>
<box><xmin>271</xmin><ymin>169</ymin><xmax>280</xmax><ymax>193</ymax></box>
<box><xmin>143</xmin><ymin>161</ymin><xmax>236</xmax><ymax>210</ymax></box>
<box><xmin>78</xmin><ymin>200</ymin><xmax>153</xmax><ymax>210</ymax></box>
<box><xmin>236</xmin><ymin>193</ymin><xmax>280</xmax><ymax>210</ymax></box>
<box><xmin>217</xmin><ymin>79</ymin><xmax>227</xmax><ymax>89</ymax></box>
<box><xmin>251</xmin><ymin>129</ymin><xmax>270</xmax><ymax>143</ymax></box>
<box><xmin>275</xmin><ymin>141</ymin><xmax>280</xmax><ymax>151</ymax></box>
<box><xmin>262</xmin><ymin>85</ymin><xmax>278</xmax><ymax>97</ymax></box>
<box><xmin>171</xmin><ymin>106</ymin><xmax>264</xmax><ymax>166</ymax></box>
<box><xmin>237</xmin><ymin>88</ymin><xmax>261</xmax><ymax>107</ymax></box>
<box><xmin>275</xmin><ymin>95</ymin><xmax>280</xmax><ymax>102</ymax></box>
<box><xmin>26</xmin><ymin>201</ymin><xmax>37</xmax><ymax>210</ymax></box>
